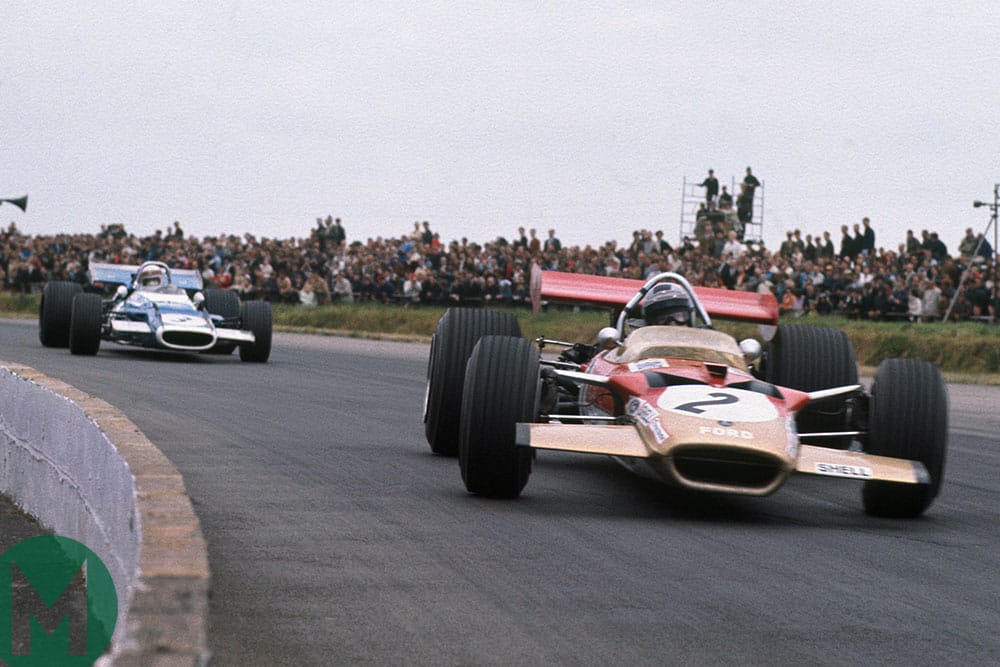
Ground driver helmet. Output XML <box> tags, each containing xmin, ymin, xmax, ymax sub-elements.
<box><xmin>643</xmin><ymin>282</ymin><xmax>693</xmax><ymax>326</ymax></box>
<box><xmin>138</xmin><ymin>265</ymin><xmax>166</xmax><ymax>288</ymax></box>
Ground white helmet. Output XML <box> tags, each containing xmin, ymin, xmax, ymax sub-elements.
<box><xmin>138</xmin><ymin>265</ymin><xmax>166</xmax><ymax>288</ymax></box>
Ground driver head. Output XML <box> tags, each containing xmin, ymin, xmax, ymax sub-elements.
<box><xmin>138</xmin><ymin>265</ymin><xmax>166</xmax><ymax>288</ymax></box>
<box><xmin>643</xmin><ymin>282</ymin><xmax>693</xmax><ymax>326</ymax></box>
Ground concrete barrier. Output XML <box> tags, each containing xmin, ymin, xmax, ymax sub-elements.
<box><xmin>0</xmin><ymin>361</ymin><xmax>210</xmax><ymax>665</ymax></box>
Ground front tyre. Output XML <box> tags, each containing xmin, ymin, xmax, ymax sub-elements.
<box><xmin>239</xmin><ymin>301</ymin><xmax>273</xmax><ymax>362</ymax></box>
<box><xmin>204</xmin><ymin>289</ymin><xmax>241</xmax><ymax>354</ymax></box>
<box><xmin>459</xmin><ymin>336</ymin><xmax>539</xmax><ymax>498</ymax></box>
<box><xmin>39</xmin><ymin>281</ymin><xmax>83</xmax><ymax>348</ymax></box>
<box><xmin>424</xmin><ymin>308</ymin><xmax>522</xmax><ymax>456</ymax></box>
<box><xmin>862</xmin><ymin>359</ymin><xmax>947</xmax><ymax>518</ymax></box>
<box><xmin>68</xmin><ymin>293</ymin><xmax>103</xmax><ymax>356</ymax></box>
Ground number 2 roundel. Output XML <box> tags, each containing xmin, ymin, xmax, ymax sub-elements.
<box><xmin>657</xmin><ymin>386</ymin><xmax>778</xmax><ymax>422</ymax></box>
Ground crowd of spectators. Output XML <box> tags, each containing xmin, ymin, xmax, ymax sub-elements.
<box><xmin>2</xmin><ymin>214</ymin><xmax>1000</xmax><ymax>323</ymax></box>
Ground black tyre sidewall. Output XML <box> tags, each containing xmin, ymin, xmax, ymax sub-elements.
<box><xmin>862</xmin><ymin>358</ymin><xmax>948</xmax><ymax>517</ymax></box>
<box><xmin>239</xmin><ymin>301</ymin><xmax>273</xmax><ymax>362</ymax></box>
<box><xmin>68</xmin><ymin>293</ymin><xmax>103</xmax><ymax>356</ymax></box>
<box><xmin>459</xmin><ymin>336</ymin><xmax>538</xmax><ymax>497</ymax></box>
<box><xmin>764</xmin><ymin>325</ymin><xmax>858</xmax><ymax>446</ymax></box>
<box><xmin>204</xmin><ymin>289</ymin><xmax>241</xmax><ymax>318</ymax></box>
<box><xmin>424</xmin><ymin>308</ymin><xmax>522</xmax><ymax>456</ymax></box>
<box><xmin>39</xmin><ymin>281</ymin><xmax>83</xmax><ymax>348</ymax></box>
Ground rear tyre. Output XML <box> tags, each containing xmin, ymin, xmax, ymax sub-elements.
<box><xmin>239</xmin><ymin>301</ymin><xmax>272</xmax><ymax>362</ymax></box>
<box><xmin>68</xmin><ymin>293</ymin><xmax>103</xmax><ymax>356</ymax></box>
<box><xmin>459</xmin><ymin>336</ymin><xmax>538</xmax><ymax>498</ymax></box>
<box><xmin>764</xmin><ymin>324</ymin><xmax>858</xmax><ymax>448</ymax></box>
<box><xmin>862</xmin><ymin>359</ymin><xmax>947</xmax><ymax>518</ymax></box>
<box><xmin>204</xmin><ymin>289</ymin><xmax>241</xmax><ymax>354</ymax></box>
<box><xmin>39</xmin><ymin>281</ymin><xmax>83</xmax><ymax>348</ymax></box>
<box><xmin>424</xmin><ymin>308</ymin><xmax>522</xmax><ymax>456</ymax></box>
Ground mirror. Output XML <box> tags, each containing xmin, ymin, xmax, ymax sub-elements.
<box><xmin>739</xmin><ymin>338</ymin><xmax>762</xmax><ymax>365</ymax></box>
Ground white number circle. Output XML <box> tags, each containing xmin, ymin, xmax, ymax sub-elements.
<box><xmin>657</xmin><ymin>386</ymin><xmax>778</xmax><ymax>422</ymax></box>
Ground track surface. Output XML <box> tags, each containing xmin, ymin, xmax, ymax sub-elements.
<box><xmin>2</xmin><ymin>318</ymin><xmax>998</xmax><ymax>665</ymax></box>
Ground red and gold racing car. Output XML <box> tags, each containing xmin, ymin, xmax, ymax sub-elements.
<box><xmin>424</xmin><ymin>270</ymin><xmax>947</xmax><ymax>518</ymax></box>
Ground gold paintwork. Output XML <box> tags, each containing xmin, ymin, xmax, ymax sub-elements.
<box><xmin>796</xmin><ymin>444</ymin><xmax>926</xmax><ymax>484</ymax></box>
<box><xmin>606</xmin><ymin>326</ymin><xmax>749</xmax><ymax>371</ymax></box>
<box><xmin>521</xmin><ymin>387</ymin><xmax>928</xmax><ymax>497</ymax></box>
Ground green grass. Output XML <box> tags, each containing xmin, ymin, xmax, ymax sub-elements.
<box><xmin>6</xmin><ymin>292</ymin><xmax>1000</xmax><ymax>377</ymax></box>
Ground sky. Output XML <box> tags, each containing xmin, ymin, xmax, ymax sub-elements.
<box><xmin>3</xmin><ymin>2</ymin><xmax>999</xmax><ymax>255</ymax></box>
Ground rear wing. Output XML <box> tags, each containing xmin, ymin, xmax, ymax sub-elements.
<box><xmin>530</xmin><ymin>268</ymin><xmax>778</xmax><ymax>325</ymax></box>
<box><xmin>89</xmin><ymin>262</ymin><xmax>204</xmax><ymax>291</ymax></box>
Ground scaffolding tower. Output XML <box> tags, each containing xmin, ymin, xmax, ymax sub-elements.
<box><xmin>679</xmin><ymin>176</ymin><xmax>764</xmax><ymax>244</ymax></box>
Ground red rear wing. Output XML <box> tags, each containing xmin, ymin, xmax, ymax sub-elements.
<box><xmin>531</xmin><ymin>269</ymin><xmax>779</xmax><ymax>325</ymax></box>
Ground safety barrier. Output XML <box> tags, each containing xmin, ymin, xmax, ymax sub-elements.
<box><xmin>0</xmin><ymin>361</ymin><xmax>210</xmax><ymax>665</ymax></box>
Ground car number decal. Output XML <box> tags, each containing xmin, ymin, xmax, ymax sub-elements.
<box><xmin>674</xmin><ymin>393</ymin><xmax>738</xmax><ymax>414</ymax></box>
<box><xmin>658</xmin><ymin>386</ymin><xmax>777</xmax><ymax>422</ymax></box>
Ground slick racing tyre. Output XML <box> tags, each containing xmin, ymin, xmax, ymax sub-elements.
<box><xmin>424</xmin><ymin>308</ymin><xmax>522</xmax><ymax>456</ymax></box>
<box><xmin>459</xmin><ymin>336</ymin><xmax>538</xmax><ymax>498</ymax></box>
<box><xmin>862</xmin><ymin>359</ymin><xmax>947</xmax><ymax>518</ymax></box>
<box><xmin>204</xmin><ymin>288</ymin><xmax>241</xmax><ymax>318</ymax></box>
<box><xmin>204</xmin><ymin>289</ymin><xmax>241</xmax><ymax>354</ymax></box>
<box><xmin>68</xmin><ymin>293</ymin><xmax>103</xmax><ymax>356</ymax></box>
<box><xmin>764</xmin><ymin>324</ymin><xmax>858</xmax><ymax>448</ymax></box>
<box><xmin>239</xmin><ymin>301</ymin><xmax>273</xmax><ymax>362</ymax></box>
<box><xmin>39</xmin><ymin>281</ymin><xmax>83</xmax><ymax>348</ymax></box>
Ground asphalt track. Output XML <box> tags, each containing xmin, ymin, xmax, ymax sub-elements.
<box><xmin>2</xmin><ymin>317</ymin><xmax>998</xmax><ymax>666</ymax></box>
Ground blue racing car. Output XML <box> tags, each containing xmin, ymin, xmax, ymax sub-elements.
<box><xmin>39</xmin><ymin>261</ymin><xmax>272</xmax><ymax>362</ymax></box>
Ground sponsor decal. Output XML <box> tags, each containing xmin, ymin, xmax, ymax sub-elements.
<box><xmin>628</xmin><ymin>358</ymin><xmax>669</xmax><ymax>372</ymax></box>
<box><xmin>698</xmin><ymin>425</ymin><xmax>753</xmax><ymax>439</ymax></box>
<box><xmin>785</xmin><ymin>416</ymin><xmax>799</xmax><ymax>458</ymax></box>
<box><xmin>626</xmin><ymin>397</ymin><xmax>668</xmax><ymax>443</ymax></box>
<box><xmin>648</xmin><ymin>420</ymin><xmax>669</xmax><ymax>444</ymax></box>
<box><xmin>658</xmin><ymin>385</ymin><xmax>778</xmax><ymax>422</ymax></box>
<box><xmin>814</xmin><ymin>462</ymin><xmax>873</xmax><ymax>479</ymax></box>
<box><xmin>628</xmin><ymin>359</ymin><xmax>670</xmax><ymax>373</ymax></box>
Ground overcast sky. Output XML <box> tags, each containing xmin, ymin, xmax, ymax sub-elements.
<box><xmin>3</xmin><ymin>2</ymin><xmax>999</xmax><ymax>254</ymax></box>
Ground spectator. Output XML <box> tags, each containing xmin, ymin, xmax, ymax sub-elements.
<box><xmin>722</xmin><ymin>231</ymin><xmax>747</xmax><ymax>259</ymax></box>
<box><xmin>528</xmin><ymin>229</ymin><xmax>541</xmax><ymax>255</ymax></box>
<box><xmin>718</xmin><ymin>185</ymin><xmax>733</xmax><ymax>208</ymax></box>
<box><xmin>839</xmin><ymin>225</ymin><xmax>855</xmax><ymax>260</ymax></box>
<box><xmin>819</xmin><ymin>231</ymin><xmax>835</xmax><ymax>260</ymax></box>
<box><xmin>907</xmin><ymin>288</ymin><xmax>922</xmax><ymax>321</ymax></box>
<box><xmin>861</xmin><ymin>217</ymin><xmax>876</xmax><ymax>256</ymax></box>
<box><xmin>927</xmin><ymin>233</ymin><xmax>949</xmax><ymax>263</ymax></box>
<box><xmin>921</xmin><ymin>279</ymin><xmax>942</xmax><ymax>321</ymax></box>
<box><xmin>974</xmin><ymin>234</ymin><xmax>993</xmax><ymax>262</ymax></box>
<box><xmin>698</xmin><ymin>169</ymin><xmax>719</xmax><ymax>204</ymax></box>
<box><xmin>736</xmin><ymin>183</ymin><xmax>753</xmax><ymax>227</ymax></box>
<box><xmin>421</xmin><ymin>221</ymin><xmax>434</xmax><ymax>244</ymax></box>
<box><xmin>742</xmin><ymin>166</ymin><xmax>760</xmax><ymax>199</ymax></box>
<box><xmin>958</xmin><ymin>227</ymin><xmax>978</xmax><ymax>259</ymax></box>
<box><xmin>544</xmin><ymin>229</ymin><xmax>561</xmax><ymax>253</ymax></box>
<box><xmin>332</xmin><ymin>272</ymin><xmax>354</xmax><ymax>303</ymax></box>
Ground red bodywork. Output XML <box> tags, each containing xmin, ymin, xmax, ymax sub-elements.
<box><xmin>532</xmin><ymin>269</ymin><xmax>779</xmax><ymax>325</ymax></box>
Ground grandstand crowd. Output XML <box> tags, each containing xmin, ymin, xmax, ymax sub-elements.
<box><xmin>2</xmin><ymin>215</ymin><xmax>999</xmax><ymax>322</ymax></box>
